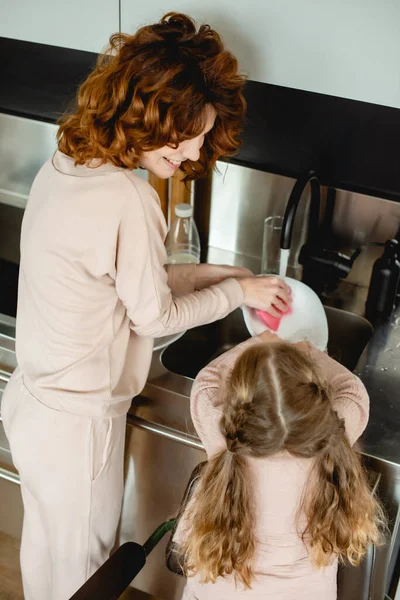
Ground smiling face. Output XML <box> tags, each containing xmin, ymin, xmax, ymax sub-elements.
<box><xmin>138</xmin><ymin>104</ymin><xmax>216</xmax><ymax>179</ymax></box>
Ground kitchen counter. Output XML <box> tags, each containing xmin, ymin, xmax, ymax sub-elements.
<box><xmin>2</xmin><ymin>37</ymin><xmax>400</xmax><ymax>203</ymax></box>
<box><xmin>142</xmin><ymin>307</ymin><xmax>400</xmax><ymax>469</ymax></box>
<box><xmin>0</xmin><ymin>308</ymin><xmax>400</xmax><ymax>465</ymax></box>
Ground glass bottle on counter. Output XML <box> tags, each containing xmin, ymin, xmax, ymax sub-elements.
<box><xmin>165</xmin><ymin>203</ymin><xmax>201</xmax><ymax>296</ymax></box>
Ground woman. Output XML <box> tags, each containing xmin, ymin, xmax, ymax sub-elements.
<box><xmin>1</xmin><ymin>12</ymin><xmax>290</xmax><ymax>600</ymax></box>
<box><xmin>176</xmin><ymin>332</ymin><xmax>385</xmax><ymax>599</ymax></box>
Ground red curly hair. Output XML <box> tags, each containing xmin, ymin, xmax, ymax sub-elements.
<box><xmin>57</xmin><ymin>12</ymin><xmax>247</xmax><ymax>180</ymax></box>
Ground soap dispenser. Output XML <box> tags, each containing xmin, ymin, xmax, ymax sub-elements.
<box><xmin>365</xmin><ymin>238</ymin><xmax>400</xmax><ymax>324</ymax></box>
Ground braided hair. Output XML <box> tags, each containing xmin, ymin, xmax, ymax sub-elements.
<box><xmin>179</xmin><ymin>342</ymin><xmax>385</xmax><ymax>588</ymax></box>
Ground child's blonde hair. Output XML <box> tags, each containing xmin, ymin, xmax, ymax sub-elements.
<box><xmin>179</xmin><ymin>342</ymin><xmax>386</xmax><ymax>588</ymax></box>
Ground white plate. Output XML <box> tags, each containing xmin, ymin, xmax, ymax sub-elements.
<box><xmin>153</xmin><ymin>331</ymin><xmax>186</xmax><ymax>351</ymax></box>
<box><xmin>242</xmin><ymin>276</ymin><xmax>328</xmax><ymax>351</ymax></box>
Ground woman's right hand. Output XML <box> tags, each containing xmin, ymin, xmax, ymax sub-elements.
<box><xmin>237</xmin><ymin>276</ymin><xmax>291</xmax><ymax>318</ymax></box>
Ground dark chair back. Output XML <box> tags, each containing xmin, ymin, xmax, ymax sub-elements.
<box><xmin>69</xmin><ymin>542</ymin><xmax>146</xmax><ymax>600</ymax></box>
<box><xmin>166</xmin><ymin>461</ymin><xmax>207</xmax><ymax>575</ymax></box>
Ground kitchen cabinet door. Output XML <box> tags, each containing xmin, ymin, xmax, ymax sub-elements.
<box><xmin>0</xmin><ymin>0</ymin><xmax>119</xmax><ymax>53</ymax></box>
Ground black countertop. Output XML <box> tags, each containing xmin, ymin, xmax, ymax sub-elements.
<box><xmin>356</xmin><ymin>306</ymin><xmax>400</xmax><ymax>464</ymax></box>
<box><xmin>2</xmin><ymin>36</ymin><xmax>400</xmax><ymax>202</ymax></box>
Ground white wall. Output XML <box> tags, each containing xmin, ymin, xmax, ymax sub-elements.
<box><xmin>121</xmin><ymin>0</ymin><xmax>400</xmax><ymax>108</ymax></box>
<box><xmin>0</xmin><ymin>0</ymin><xmax>119</xmax><ymax>53</ymax></box>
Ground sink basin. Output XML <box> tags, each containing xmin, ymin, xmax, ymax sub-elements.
<box><xmin>161</xmin><ymin>306</ymin><xmax>373</xmax><ymax>379</ymax></box>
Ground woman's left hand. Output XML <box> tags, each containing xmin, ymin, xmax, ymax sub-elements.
<box><xmin>195</xmin><ymin>264</ymin><xmax>253</xmax><ymax>290</ymax></box>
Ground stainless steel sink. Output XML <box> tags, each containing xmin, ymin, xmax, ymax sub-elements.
<box><xmin>161</xmin><ymin>306</ymin><xmax>373</xmax><ymax>378</ymax></box>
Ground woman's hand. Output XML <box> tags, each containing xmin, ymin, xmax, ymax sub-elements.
<box><xmin>238</xmin><ymin>276</ymin><xmax>291</xmax><ymax>318</ymax></box>
<box><xmin>195</xmin><ymin>264</ymin><xmax>253</xmax><ymax>290</ymax></box>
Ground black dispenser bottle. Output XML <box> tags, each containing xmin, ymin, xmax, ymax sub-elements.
<box><xmin>365</xmin><ymin>239</ymin><xmax>400</xmax><ymax>324</ymax></box>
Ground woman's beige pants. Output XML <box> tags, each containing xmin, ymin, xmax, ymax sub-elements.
<box><xmin>1</xmin><ymin>369</ymin><xmax>126</xmax><ymax>600</ymax></box>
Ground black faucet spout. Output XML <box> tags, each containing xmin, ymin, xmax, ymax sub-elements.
<box><xmin>280</xmin><ymin>171</ymin><xmax>321</xmax><ymax>250</ymax></box>
<box><xmin>281</xmin><ymin>171</ymin><xmax>361</xmax><ymax>293</ymax></box>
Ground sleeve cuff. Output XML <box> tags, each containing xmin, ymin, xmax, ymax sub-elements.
<box><xmin>216</xmin><ymin>277</ymin><xmax>245</xmax><ymax>311</ymax></box>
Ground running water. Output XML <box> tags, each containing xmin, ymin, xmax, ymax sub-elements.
<box><xmin>279</xmin><ymin>248</ymin><xmax>290</xmax><ymax>278</ymax></box>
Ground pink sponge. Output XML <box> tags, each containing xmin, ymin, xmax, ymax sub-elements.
<box><xmin>255</xmin><ymin>306</ymin><xmax>292</xmax><ymax>332</ymax></box>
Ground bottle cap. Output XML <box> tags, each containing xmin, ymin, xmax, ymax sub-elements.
<box><xmin>175</xmin><ymin>203</ymin><xmax>193</xmax><ymax>218</ymax></box>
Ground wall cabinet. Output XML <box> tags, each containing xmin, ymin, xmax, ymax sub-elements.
<box><xmin>120</xmin><ymin>0</ymin><xmax>400</xmax><ymax>109</ymax></box>
<box><xmin>2</xmin><ymin>1</ymin><xmax>399</xmax><ymax>107</ymax></box>
<box><xmin>0</xmin><ymin>0</ymin><xmax>119</xmax><ymax>53</ymax></box>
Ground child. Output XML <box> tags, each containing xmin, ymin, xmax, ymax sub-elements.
<box><xmin>176</xmin><ymin>331</ymin><xmax>385</xmax><ymax>599</ymax></box>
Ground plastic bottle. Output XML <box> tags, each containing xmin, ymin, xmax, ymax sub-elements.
<box><xmin>365</xmin><ymin>239</ymin><xmax>400</xmax><ymax>324</ymax></box>
<box><xmin>165</xmin><ymin>204</ymin><xmax>201</xmax><ymax>296</ymax></box>
<box><xmin>165</xmin><ymin>203</ymin><xmax>201</xmax><ymax>265</ymax></box>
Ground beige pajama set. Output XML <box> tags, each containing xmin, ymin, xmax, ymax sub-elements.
<box><xmin>1</xmin><ymin>151</ymin><xmax>244</xmax><ymax>600</ymax></box>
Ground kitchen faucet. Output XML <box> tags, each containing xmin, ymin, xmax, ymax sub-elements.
<box><xmin>280</xmin><ymin>170</ymin><xmax>360</xmax><ymax>293</ymax></box>
<box><xmin>280</xmin><ymin>171</ymin><xmax>321</xmax><ymax>251</ymax></box>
